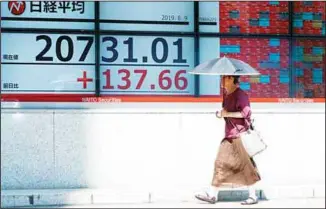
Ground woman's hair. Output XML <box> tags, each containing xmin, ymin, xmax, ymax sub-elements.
<box><xmin>233</xmin><ymin>76</ymin><xmax>240</xmax><ymax>84</ymax></box>
<box><xmin>226</xmin><ymin>76</ymin><xmax>240</xmax><ymax>84</ymax></box>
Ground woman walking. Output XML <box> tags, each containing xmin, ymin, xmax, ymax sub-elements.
<box><xmin>195</xmin><ymin>75</ymin><xmax>261</xmax><ymax>205</ymax></box>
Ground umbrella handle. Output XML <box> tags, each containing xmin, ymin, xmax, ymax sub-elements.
<box><xmin>215</xmin><ymin>110</ymin><xmax>222</xmax><ymax>118</ymax></box>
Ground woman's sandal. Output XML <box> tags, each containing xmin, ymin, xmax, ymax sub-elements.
<box><xmin>195</xmin><ymin>192</ymin><xmax>217</xmax><ymax>204</ymax></box>
<box><xmin>241</xmin><ymin>197</ymin><xmax>258</xmax><ymax>205</ymax></box>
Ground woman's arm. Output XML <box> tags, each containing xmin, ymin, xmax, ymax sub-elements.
<box><xmin>221</xmin><ymin>110</ymin><xmax>244</xmax><ymax>118</ymax></box>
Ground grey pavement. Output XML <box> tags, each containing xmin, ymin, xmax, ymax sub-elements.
<box><xmin>16</xmin><ymin>198</ymin><xmax>325</xmax><ymax>208</ymax></box>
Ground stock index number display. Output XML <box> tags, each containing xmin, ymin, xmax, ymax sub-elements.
<box><xmin>1</xmin><ymin>33</ymin><xmax>96</xmax><ymax>93</ymax></box>
<box><xmin>1</xmin><ymin>34</ymin><xmax>194</xmax><ymax>95</ymax></box>
<box><xmin>1</xmin><ymin>1</ymin><xmax>195</xmax><ymax>98</ymax></box>
<box><xmin>100</xmin><ymin>36</ymin><xmax>194</xmax><ymax>95</ymax></box>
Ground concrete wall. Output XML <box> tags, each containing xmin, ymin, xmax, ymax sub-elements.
<box><xmin>1</xmin><ymin>102</ymin><xmax>325</xmax><ymax>198</ymax></box>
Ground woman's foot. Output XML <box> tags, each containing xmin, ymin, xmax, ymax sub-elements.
<box><xmin>241</xmin><ymin>196</ymin><xmax>258</xmax><ymax>205</ymax></box>
<box><xmin>195</xmin><ymin>192</ymin><xmax>217</xmax><ymax>204</ymax></box>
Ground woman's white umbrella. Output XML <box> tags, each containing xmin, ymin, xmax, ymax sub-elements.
<box><xmin>189</xmin><ymin>56</ymin><xmax>260</xmax><ymax>102</ymax></box>
<box><xmin>189</xmin><ymin>56</ymin><xmax>260</xmax><ymax>76</ymax></box>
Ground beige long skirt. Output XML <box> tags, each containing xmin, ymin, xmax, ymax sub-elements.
<box><xmin>211</xmin><ymin>137</ymin><xmax>261</xmax><ymax>187</ymax></box>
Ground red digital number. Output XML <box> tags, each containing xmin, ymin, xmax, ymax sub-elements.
<box><xmin>158</xmin><ymin>70</ymin><xmax>172</xmax><ymax>90</ymax></box>
<box><xmin>102</xmin><ymin>69</ymin><xmax>114</xmax><ymax>89</ymax></box>
<box><xmin>175</xmin><ymin>70</ymin><xmax>188</xmax><ymax>90</ymax></box>
<box><xmin>103</xmin><ymin>69</ymin><xmax>188</xmax><ymax>91</ymax></box>
<box><xmin>134</xmin><ymin>69</ymin><xmax>147</xmax><ymax>89</ymax></box>
<box><xmin>118</xmin><ymin>69</ymin><xmax>131</xmax><ymax>90</ymax></box>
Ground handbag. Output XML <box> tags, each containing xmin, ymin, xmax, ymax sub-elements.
<box><xmin>227</xmin><ymin>118</ymin><xmax>267</xmax><ymax>157</ymax></box>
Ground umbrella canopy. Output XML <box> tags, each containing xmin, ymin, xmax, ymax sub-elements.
<box><xmin>189</xmin><ymin>56</ymin><xmax>260</xmax><ymax>76</ymax></box>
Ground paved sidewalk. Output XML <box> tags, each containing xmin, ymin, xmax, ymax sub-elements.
<box><xmin>2</xmin><ymin>186</ymin><xmax>325</xmax><ymax>208</ymax></box>
<box><xmin>17</xmin><ymin>198</ymin><xmax>325</xmax><ymax>208</ymax></box>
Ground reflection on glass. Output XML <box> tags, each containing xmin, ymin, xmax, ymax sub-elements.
<box><xmin>220</xmin><ymin>38</ymin><xmax>290</xmax><ymax>98</ymax></box>
<box><xmin>293</xmin><ymin>39</ymin><xmax>325</xmax><ymax>98</ymax></box>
